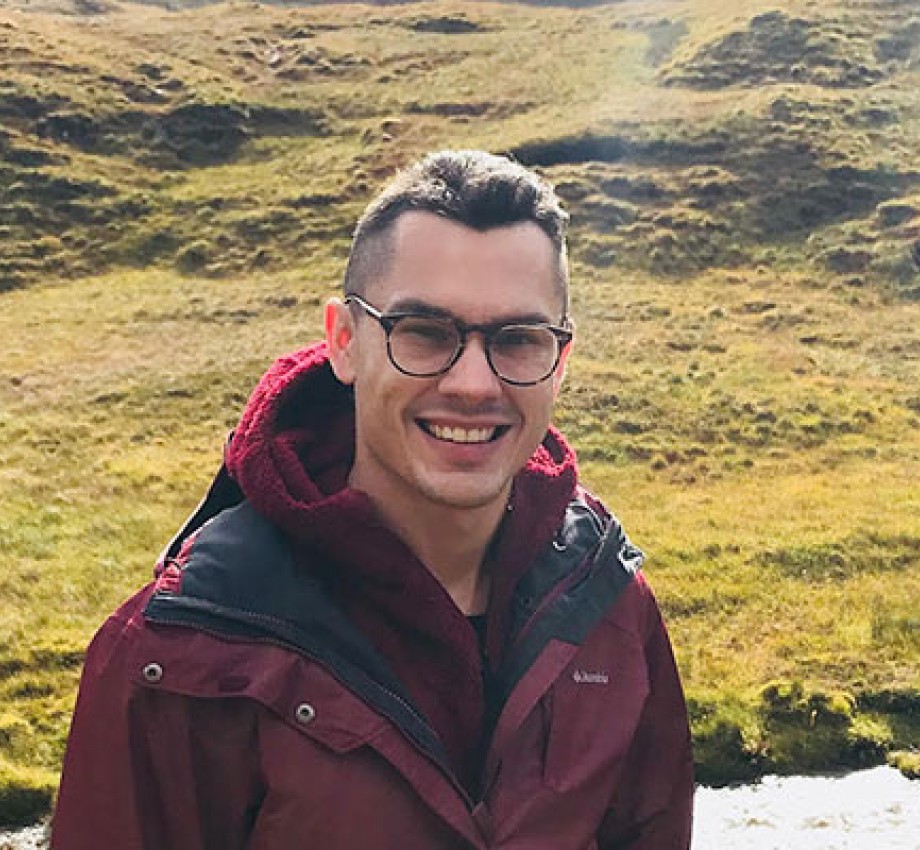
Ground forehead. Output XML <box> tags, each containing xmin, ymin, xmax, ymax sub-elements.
<box><xmin>367</xmin><ymin>212</ymin><xmax>564</xmax><ymax>320</ymax></box>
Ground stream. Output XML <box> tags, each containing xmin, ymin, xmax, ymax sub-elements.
<box><xmin>1</xmin><ymin>765</ymin><xmax>916</xmax><ymax>849</ymax></box>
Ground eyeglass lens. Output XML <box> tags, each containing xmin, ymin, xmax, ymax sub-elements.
<box><xmin>389</xmin><ymin>316</ymin><xmax>560</xmax><ymax>384</ymax></box>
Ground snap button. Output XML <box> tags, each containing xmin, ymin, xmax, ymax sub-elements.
<box><xmin>142</xmin><ymin>662</ymin><xmax>163</xmax><ymax>683</ymax></box>
<box><xmin>295</xmin><ymin>702</ymin><xmax>316</xmax><ymax>725</ymax></box>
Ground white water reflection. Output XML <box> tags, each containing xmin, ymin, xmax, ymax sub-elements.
<box><xmin>1</xmin><ymin>766</ymin><xmax>917</xmax><ymax>848</ymax></box>
<box><xmin>0</xmin><ymin>823</ymin><xmax>45</xmax><ymax>850</ymax></box>
<box><xmin>693</xmin><ymin>766</ymin><xmax>919</xmax><ymax>849</ymax></box>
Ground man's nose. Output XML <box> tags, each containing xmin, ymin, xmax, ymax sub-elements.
<box><xmin>437</xmin><ymin>335</ymin><xmax>503</xmax><ymax>398</ymax></box>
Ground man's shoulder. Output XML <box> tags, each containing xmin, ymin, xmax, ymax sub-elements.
<box><xmin>174</xmin><ymin>501</ymin><xmax>296</xmax><ymax>601</ymax></box>
<box><xmin>149</xmin><ymin>499</ymin><xmax>335</xmax><ymax>635</ymax></box>
<box><xmin>78</xmin><ymin>500</ymin><xmax>287</xmax><ymax>672</ymax></box>
<box><xmin>556</xmin><ymin>487</ymin><xmax>644</xmax><ymax>576</ymax></box>
<box><xmin>562</xmin><ymin>488</ymin><xmax>658</xmax><ymax>630</ymax></box>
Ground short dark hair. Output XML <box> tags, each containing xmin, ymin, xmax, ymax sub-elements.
<box><xmin>343</xmin><ymin>150</ymin><xmax>570</xmax><ymax>311</ymax></box>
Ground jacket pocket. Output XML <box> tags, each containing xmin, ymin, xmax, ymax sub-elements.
<box><xmin>542</xmin><ymin>631</ymin><xmax>649</xmax><ymax>793</ymax></box>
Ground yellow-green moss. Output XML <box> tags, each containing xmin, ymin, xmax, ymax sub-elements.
<box><xmin>0</xmin><ymin>757</ymin><xmax>56</xmax><ymax>827</ymax></box>
<box><xmin>887</xmin><ymin>750</ymin><xmax>920</xmax><ymax>780</ymax></box>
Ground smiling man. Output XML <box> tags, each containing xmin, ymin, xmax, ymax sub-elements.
<box><xmin>53</xmin><ymin>151</ymin><xmax>693</xmax><ymax>849</ymax></box>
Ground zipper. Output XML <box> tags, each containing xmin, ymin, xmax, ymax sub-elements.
<box><xmin>476</xmin><ymin>513</ymin><xmax>605</xmax><ymax>799</ymax></box>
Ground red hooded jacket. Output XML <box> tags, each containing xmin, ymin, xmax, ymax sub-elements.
<box><xmin>52</xmin><ymin>344</ymin><xmax>693</xmax><ymax>849</ymax></box>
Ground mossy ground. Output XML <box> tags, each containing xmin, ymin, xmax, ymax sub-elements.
<box><xmin>0</xmin><ymin>0</ymin><xmax>918</xmax><ymax>822</ymax></box>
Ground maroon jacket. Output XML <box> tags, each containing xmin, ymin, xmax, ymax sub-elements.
<box><xmin>52</xmin><ymin>345</ymin><xmax>693</xmax><ymax>849</ymax></box>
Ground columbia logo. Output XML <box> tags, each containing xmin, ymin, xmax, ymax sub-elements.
<box><xmin>573</xmin><ymin>670</ymin><xmax>609</xmax><ymax>685</ymax></box>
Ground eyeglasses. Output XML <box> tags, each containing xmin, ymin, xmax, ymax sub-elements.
<box><xmin>345</xmin><ymin>294</ymin><xmax>572</xmax><ymax>386</ymax></box>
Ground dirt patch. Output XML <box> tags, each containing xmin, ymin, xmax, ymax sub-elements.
<box><xmin>406</xmin><ymin>14</ymin><xmax>487</xmax><ymax>35</ymax></box>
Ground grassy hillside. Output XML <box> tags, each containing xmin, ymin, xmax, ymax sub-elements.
<box><xmin>1</xmin><ymin>0</ymin><xmax>918</xmax><ymax>823</ymax></box>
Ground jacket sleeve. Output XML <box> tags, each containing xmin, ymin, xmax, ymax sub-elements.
<box><xmin>51</xmin><ymin>587</ymin><xmax>264</xmax><ymax>850</ymax></box>
<box><xmin>597</xmin><ymin>577</ymin><xmax>694</xmax><ymax>849</ymax></box>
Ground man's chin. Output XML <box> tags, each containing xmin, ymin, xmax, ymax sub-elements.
<box><xmin>415</xmin><ymin>471</ymin><xmax>512</xmax><ymax>513</ymax></box>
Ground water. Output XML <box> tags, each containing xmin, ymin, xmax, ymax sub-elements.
<box><xmin>1</xmin><ymin>766</ymin><xmax>916</xmax><ymax>849</ymax></box>
<box><xmin>0</xmin><ymin>823</ymin><xmax>45</xmax><ymax>850</ymax></box>
<box><xmin>693</xmin><ymin>766</ymin><xmax>919</xmax><ymax>849</ymax></box>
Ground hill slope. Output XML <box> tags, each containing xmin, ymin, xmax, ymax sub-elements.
<box><xmin>2</xmin><ymin>0</ymin><xmax>919</xmax><ymax>293</ymax></box>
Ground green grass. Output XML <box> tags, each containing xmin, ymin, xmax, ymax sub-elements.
<box><xmin>1</xmin><ymin>0</ymin><xmax>919</xmax><ymax>822</ymax></box>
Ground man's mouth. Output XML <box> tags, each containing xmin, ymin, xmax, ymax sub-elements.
<box><xmin>419</xmin><ymin>421</ymin><xmax>508</xmax><ymax>444</ymax></box>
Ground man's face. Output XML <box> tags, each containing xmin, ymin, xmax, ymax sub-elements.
<box><xmin>326</xmin><ymin>211</ymin><xmax>570</xmax><ymax>517</ymax></box>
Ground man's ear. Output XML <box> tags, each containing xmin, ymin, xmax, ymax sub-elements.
<box><xmin>325</xmin><ymin>298</ymin><xmax>357</xmax><ymax>385</ymax></box>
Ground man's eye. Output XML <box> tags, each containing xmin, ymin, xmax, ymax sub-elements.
<box><xmin>397</xmin><ymin>318</ymin><xmax>456</xmax><ymax>346</ymax></box>
<box><xmin>495</xmin><ymin>327</ymin><xmax>547</xmax><ymax>349</ymax></box>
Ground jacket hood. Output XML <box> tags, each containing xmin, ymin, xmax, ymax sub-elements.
<box><xmin>223</xmin><ymin>341</ymin><xmax>579</xmax><ymax>789</ymax></box>
<box><xmin>225</xmin><ymin>342</ymin><xmax>366</xmax><ymax>546</ymax></box>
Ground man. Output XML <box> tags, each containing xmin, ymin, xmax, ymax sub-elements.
<box><xmin>53</xmin><ymin>150</ymin><xmax>693</xmax><ymax>848</ymax></box>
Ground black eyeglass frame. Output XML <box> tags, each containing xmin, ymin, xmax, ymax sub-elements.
<box><xmin>345</xmin><ymin>294</ymin><xmax>573</xmax><ymax>386</ymax></box>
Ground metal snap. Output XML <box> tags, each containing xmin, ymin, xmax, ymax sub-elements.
<box><xmin>295</xmin><ymin>702</ymin><xmax>316</xmax><ymax>725</ymax></box>
<box><xmin>142</xmin><ymin>662</ymin><xmax>163</xmax><ymax>683</ymax></box>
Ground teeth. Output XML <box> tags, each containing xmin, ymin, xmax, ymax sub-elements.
<box><xmin>429</xmin><ymin>424</ymin><xmax>496</xmax><ymax>444</ymax></box>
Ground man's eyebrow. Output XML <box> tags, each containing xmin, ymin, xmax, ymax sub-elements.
<box><xmin>385</xmin><ymin>298</ymin><xmax>450</xmax><ymax>316</ymax></box>
<box><xmin>385</xmin><ymin>297</ymin><xmax>556</xmax><ymax>326</ymax></box>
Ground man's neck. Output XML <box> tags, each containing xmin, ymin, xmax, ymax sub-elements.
<box><xmin>403</xmin><ymin>505</ymin><xmax>504</xmax><ymax>616</ymax></box>
<box><xmin>349</xmin><ymin>477</ymin><xmax>509</xmax><ymax>616</ymax></box>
